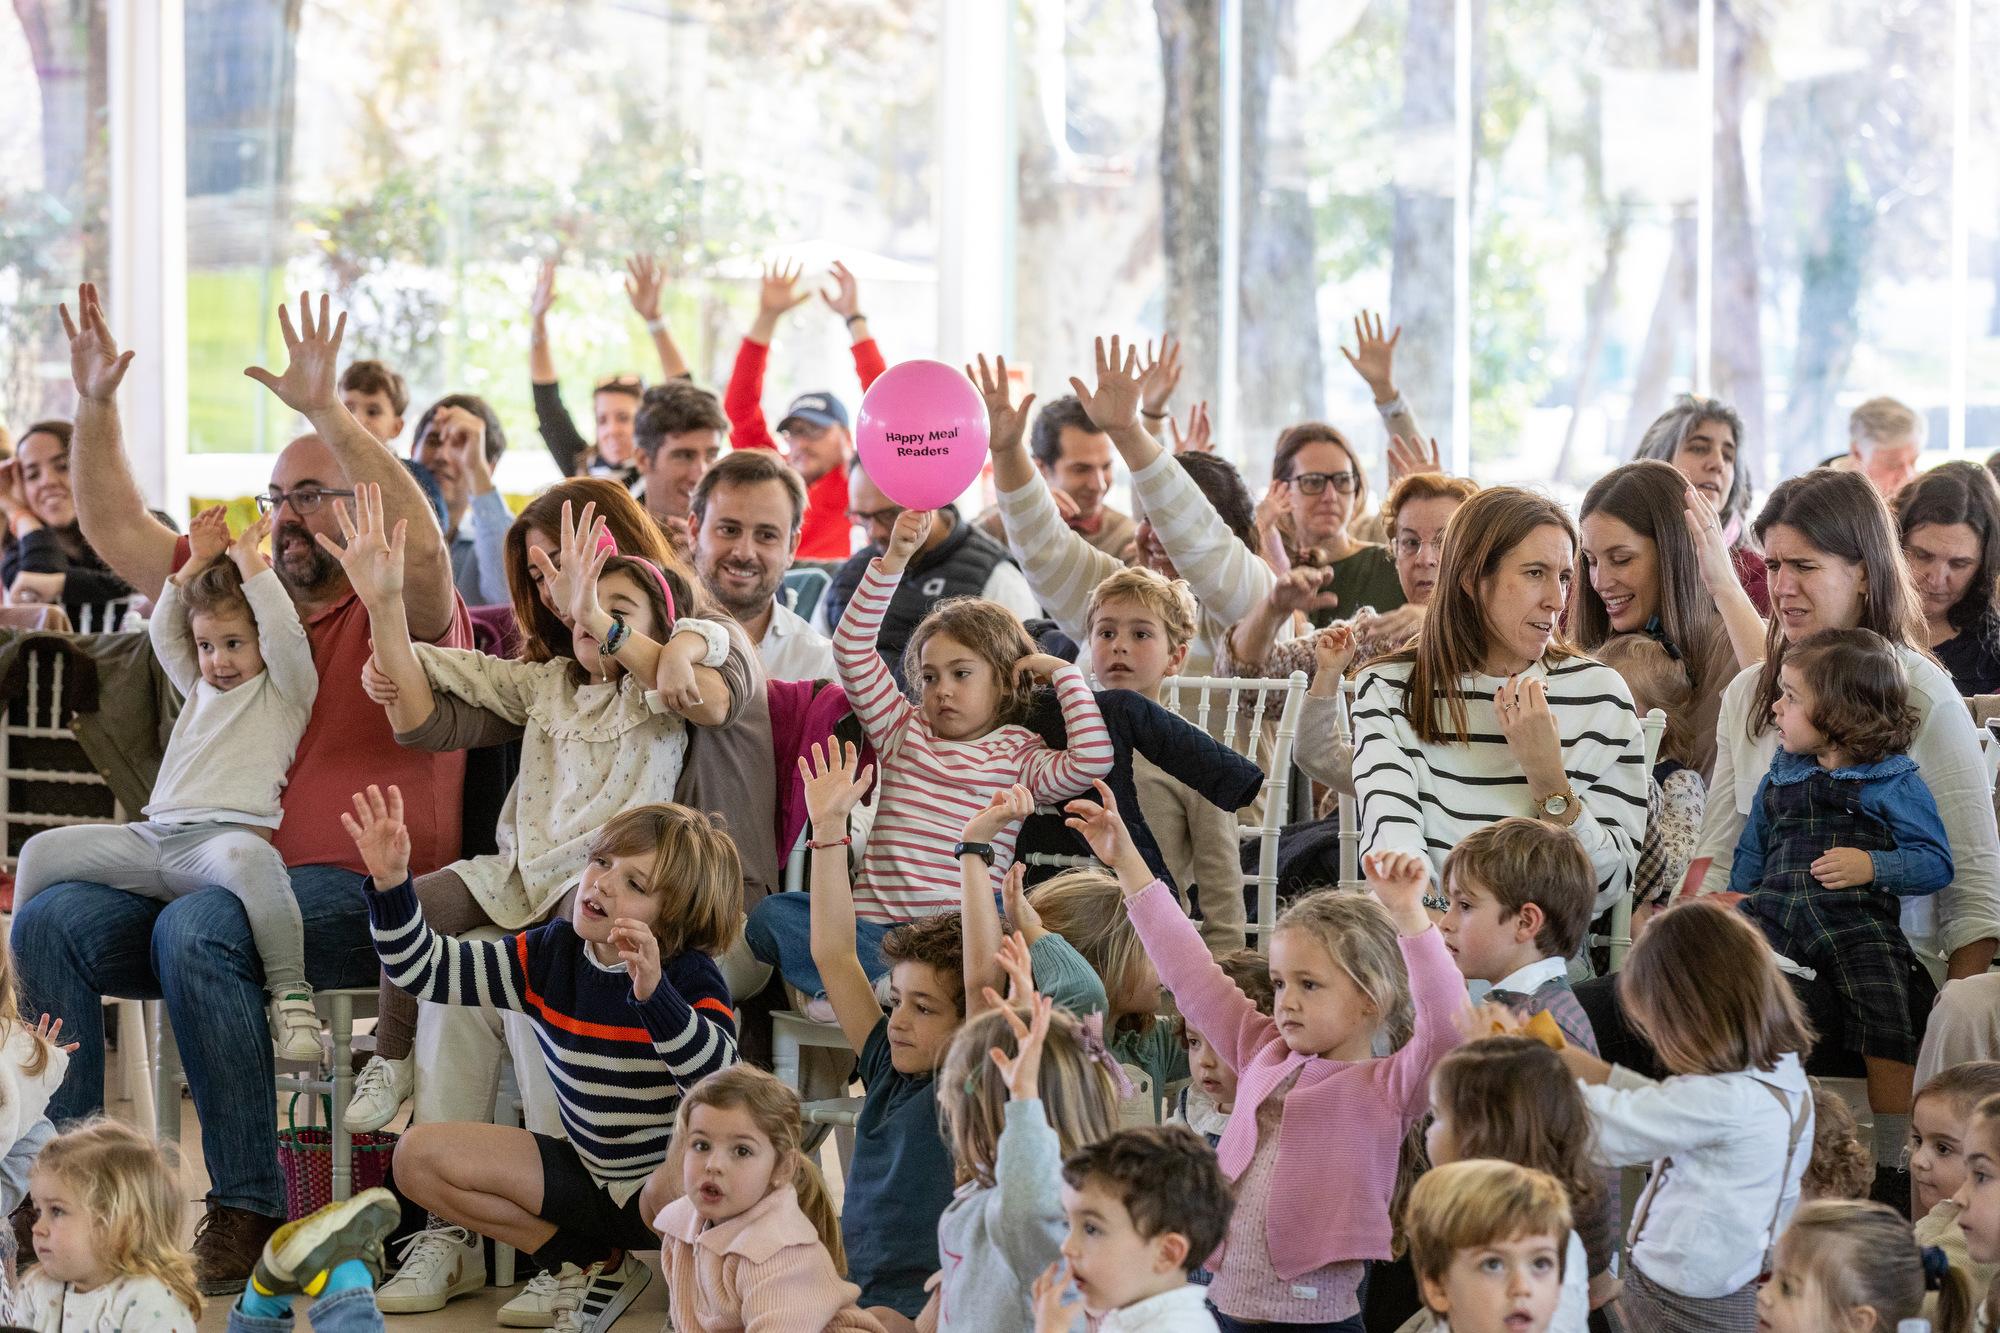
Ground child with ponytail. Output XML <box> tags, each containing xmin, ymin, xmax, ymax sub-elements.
<box><xmin>655</xmin><ymin>1065</ymin><xmax>882</xmax><ymax>1333</ymax></box>
<box><xmin>1757</xmin><ymin>1199</ymin><xmax>1971</xmax><ymax>1333</ymax></box>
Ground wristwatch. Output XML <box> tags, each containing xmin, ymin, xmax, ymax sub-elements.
<box><xmin>1537</xmin><ymin>786</ymin><xmax>1581</xmax><ymax>828</ymax></box>
<box><xmin>953</xmin><ymin>842</ymin><xmax>995</xmax><ymax>865</ymax></box>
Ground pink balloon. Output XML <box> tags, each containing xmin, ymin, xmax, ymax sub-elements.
<box><xmin>854</xmin><ymin>360</ymin><xmax>991</xmax><ymax>510</ymax></box>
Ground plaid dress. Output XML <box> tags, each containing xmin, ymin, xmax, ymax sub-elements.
<box><xmin>1733</xmin><ymin>750</ymin><xmax>1953</xmax><ymax>1066</ymax></box>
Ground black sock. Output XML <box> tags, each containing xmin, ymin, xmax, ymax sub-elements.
<box><xmin>529</xmin><ymin>1234</ymin><xmax>617</xmax><ymax>1274</ymax></box>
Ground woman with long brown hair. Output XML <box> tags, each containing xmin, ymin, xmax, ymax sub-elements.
<box><xmin>1350</xmin><ymin>486</ymin><xmax>1647</xmax><ymax>910</ymax></box>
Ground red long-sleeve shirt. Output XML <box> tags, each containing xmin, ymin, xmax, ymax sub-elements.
<box><xmin>724</xmin><ymin>337</ymin><xmax>886</xmax><ymax>561</ymax></box>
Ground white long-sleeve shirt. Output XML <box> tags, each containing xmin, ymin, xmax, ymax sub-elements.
<box><xmin>995</xmin><ymin>448</ymin><xmax>1276</xmax><ymax>677</ymax></box>
<box><xmin>1696</xmin><ymin>648</ymin><xmax>2000</xmax><ymax>961</ymax></box>
<box><xmin>1582</xmin><ymin>1053</ymin><xmax>1810</xmax><ymax>1299</ymax></box>
<box><xmin>146</xmin><ymin>569</ymin><xmax>317</xmax><ymax>827</ymax></box>
<box><xmin>1351</xmin><ymin>655</ymin><xmax>1647</xmax><ymax>910</ymax></box>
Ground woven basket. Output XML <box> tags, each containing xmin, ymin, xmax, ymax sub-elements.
<box><xmin>276</xmin><ymin>1096</ymin><xmax>397</xmax><ymax>1220</ymax></box>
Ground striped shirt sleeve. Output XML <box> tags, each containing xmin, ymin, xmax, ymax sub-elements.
<box><xmin>833</xmin><ymin>560</ymin><xmax>916</xmax><ymax>755</ymax></box>
<box><xmin>1016</xmin><ymin>665</ymin><xmax>1114</xmax><ymax>801</ymax></box>
<box><xmin>1350</xmin><ymin>665</ymin><xmax>1428</xmax><ymax>863</ymax></box>
<box><xmin>995</xmin><ymin>472</ymin><xmax>1125</xmax><ymax>643</ymax></box>
<box><xmin>630</xmin><ymin>952</ymin><xmax>739</xmax><ymax>1087</ymax></box>
<box><xmin>366</xmin><ymin>877</ymin><xmax>532</xmax><ymax>1013</ymax></box>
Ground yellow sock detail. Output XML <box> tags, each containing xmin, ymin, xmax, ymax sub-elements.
<box><xmin>304</xmin><ymin>1270</ymin><xmax>328</xmax><ymax>1296</ymax></box>
<box><xmin>251</xmin><ymin>1277</ymin><xmax>276</xmax><ymax>1297</ymax></box>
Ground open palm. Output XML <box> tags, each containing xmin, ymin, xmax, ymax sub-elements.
<box><xmin>59</xmin><ymin>283</ymin><xmax>135</xmax><ymax>403</ymax></box>
<box><xmin>245</xmin><ymin>292</ymin><xmax>346</xmax><ymax>415</ymax></box>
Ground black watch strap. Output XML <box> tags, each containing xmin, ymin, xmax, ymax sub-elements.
<box><xmin>953</xmin><ymin>841</ymin><xmax>995</xmax><ymax>865</ymax></box>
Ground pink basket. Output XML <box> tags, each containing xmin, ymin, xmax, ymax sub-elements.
<box><xmin>276</xmin><ymin>1113</ymin><xmax>397</xmax><ymax>1220</ymax></box>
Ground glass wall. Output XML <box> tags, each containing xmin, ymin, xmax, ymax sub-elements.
<box><xmin>0</xmin><ymin>0</ymin><xmax>108</xmax><ymax>433</ymax></box>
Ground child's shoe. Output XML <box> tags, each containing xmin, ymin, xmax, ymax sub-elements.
<box><xmin>498</xmin><ymin>1270</ymin><xmax>560</xmax><ymax>1327</ymax></box>
<box><xmin>549</xmin><ymin>1252</ymin><xmax>651</xmax><ymax>1332</ymax></box>
<box><xmin>270</xmin><ymin>991</ymin><xmax>322</xmax><ymax>1063</ymax></box>
<box><xmin>249</xmin><ymin>1187</ymin><xmax>398</xmax><ymax>1299</ymax></box>
<box><xmin>376</xmin><ymin>1221</ymin><xmax>484</xmax><ymax>1313</ymax></box>
<box><xmin>343</xmin><ymin>1053</ymin><xmax>414</xmax><ymax>1133</ymax></box>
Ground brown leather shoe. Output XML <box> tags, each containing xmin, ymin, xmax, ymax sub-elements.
<box><xmin>190</xmin><ymin>1203</ymin><xmax>282</xmax><ymax>1295</ymax></box>
<box><xmin>9</xmin><ymin>1198</ymin><xmax>32</xmax><ymax>1267</ymax></box>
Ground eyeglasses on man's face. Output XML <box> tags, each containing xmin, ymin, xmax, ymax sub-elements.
<box><xmin>848</xmin><ymin>504</ymin><xmax>903</xmax><ymax>529</ymax></box>
<box><xmin>1289</xmin><ymin>470</ymin><xmax>1359</xmax><ymax>496</ymax></box>
<box><xmin>255</xmin><ymin>486</ymin><xmax>356</xmax><ymax>517</ymax></box>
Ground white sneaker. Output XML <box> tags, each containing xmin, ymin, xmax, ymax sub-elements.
<box><xmin>499</xmin><ymin>1270</ymin><xmax>561</xmax><ymax>1328</ymax></box>
<box><xmin>270</xmin><ymin>992</ymin><xmax>322</xmax><ymax>1063</ymax></box>
<box><xmin>549</xmin><ymin>1252</ymin><xmax>651</xmax><ymax>1331</ymax></box>
<box><xmin>343</xmin><ymin>1053</ymin><xmax>414</xmax><ymax>1134</ymax></box>
<box><xmin>375</xmin><ymin>1223</ymin><xmax>484</xmax><ymax>1313</ymax></box>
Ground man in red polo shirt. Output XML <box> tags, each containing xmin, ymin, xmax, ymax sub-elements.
<box><xmin>12</xmin><ymin>286</ymin><xmax>472</xmax><ymax>1293</ymax></box>
<box><xmin>723</xmin><ymin>259</ymin><xmax>884</xmax><ymax>561</ymax></box>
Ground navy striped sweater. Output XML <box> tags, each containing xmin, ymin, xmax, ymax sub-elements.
<box><xmin>366</xmin><ymin>878</ymin><xmax>738</xmax><ymax>1196</ymax></box>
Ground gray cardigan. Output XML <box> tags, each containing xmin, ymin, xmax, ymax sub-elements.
<box><xmin>934</xmin><ymin>1098</ymin><xmax>1067</xmax><ymax>1333</ymax></box>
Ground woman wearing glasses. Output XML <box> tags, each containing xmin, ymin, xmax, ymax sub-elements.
<box><xmin>1265</xmin><ymin>423</ymin><xmax>1406</xmax><ymax>628</ymax></box>
<box><xmin>1573</xmin><ymin>459</ymin><xmax>1766</xmax><ymax>780</ymax></box>
<box><xmin>0</xmin><ymin>419</ymin><xmax>172</xmax><ymax>629</ymax></box>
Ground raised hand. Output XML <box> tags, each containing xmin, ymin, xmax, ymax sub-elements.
<box><xmin>759</xmin><ymin>260</ymin><xmax>813</xmax><ymax>319</ymax></box>
<box><xmin>59</xmin><ymin>282</ymin><xmax>136</xmax><ymax>404</ymax></box>
<box><xmin>821</xmin><ymin>260</ymin><xmax>861</xmax><ymax>319</ymax></box>
<box><xmin>994</xmin><ymin>930</ymin><xmax>1036</xmax><ymax>1004</ymax></box>
<box><xmin>230</xmin><ymin>513</ymin><xmax>273</xmax><ymax>578</ymax></box>
<box><xmin>1001</xmin><ymin>863</ymin><xmax>1046</xmax><ymax>943</ymax></box>
<box><xmin>339</xmin><ymin>784</ymin><xmax>410</xmax><ymax>889</ymax></box>
<box><xmin>610</xmin><ymin>917</ymin><xmax>663</xmax><ymax>1002</ymax></box>
<box><xmin>1387</xmin><ymin>433</ymin><xmax>1442</xmax><ymax>484</ymax></box>
<box><xmin>1063</xmin><ymin>780</ymin><xmax>1142</xmax><ymax>879</ymax></box>
<box><xmin>244</xmin><ymin>292</ymin><xmax>348</xmax><ymax>416</ymax></box>
<box><xmin>799</xmin><ymin>739</ymin><xmax>877</xmax><ymax>833</ymax></box>
<box><xmin>1138</xmin><ymin>335</ymin><xmax>1183</xmax><ymax>418</ymax></box>
<box><xmin>1362</xmin><ymin>849</ymin><xmax>1432</xmax><ymax>933</ymax></box>
<box><xmin>1169</xmin><ymin>400</ymin><xmax>1213</xmax><ymax>454</ymax></box>
<box><xmin>530</xmin><ymin>258</ymin><xmax>559</xmax><ymax>322</ymax></box>
<box><xmin>1339</xmin><ymin>310</ymin><xmax>1402</xmax><ymax>399</ymax></box>
<box><xmin>1682</xmin><ymin>484</ymin><xmax>1737</xmax><ymax>595</ymax></box>
<box><xmin>185</xmin><ymin>505</ymin><xmax>231</xmax><ymax>570</ymax></box>
<box><xmin>1068</xmin><ymin>335</ymin><xmax>1146</xmax><ymax>434</ymax></box>
<box><xmin>1267</xmin><ymin>566</ymin><xmax>1340</xmax><ymax>620</ymax></box>
<box><xmin>880</xmin><ymin>508</ymin><xmax>933</xmax><ymax>574</ymax></box>
<box><xmin>964</xmin><ymin>783</ymin><xmax>1035</xmax><ymax>844</ymax></box>
<box><xmin>523</xmin><ymin>499</ymin><xmax>612</xmax><ymax>632</ymax></box>
<box><xmin>985</xmin><ymin>990</ymin><xmax>1054</xmax><ymax>1102</ymax></box>
<box><xmin>32</xmin><ymin>1013</ymin><xmax>78</xmax><ymax>1054</ymax></box>
<box><xmin>969</xmin><ymin>354</ymin><xmax>1037</xmax><ymax>458</ymax></box>
<box><xmin>1311</xmin><ymin>622</ymin><xmax>1358</xmax><ymax>683</ymax></box>
<box><xmin>314</xmin><ymin>482</ymin><xmax>408</xmax><ymax>612</ymax></box>
<box><xmin>624</xmin><ymin>254</ymin><xmax>665</xmax><ymax>322</ymax></box>
<box><xmin>1031</xmin><ymin>1260</ymin><xmax>1077</xmax><ymax>1333</ymax></box>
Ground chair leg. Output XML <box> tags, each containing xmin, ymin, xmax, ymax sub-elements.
<box><xmin>331</xmin><ymin>994</ymin><xmax>353</xmax><ymax>1203</ymax></box>
<box><xmin>116</xmin><ymin>1000</ymin><xmax>155</xmax><ymax>1131</ymax></box>
<box><xmin>153</xmin><ymin>1007</ymin><xmax>183</xmax><ymax>1144</ymax></box>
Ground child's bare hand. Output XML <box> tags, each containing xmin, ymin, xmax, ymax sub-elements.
<box><xmin>1014</xmin><ymin>652</ymin><xmax>1072</xmax><ymax>686</ymax></box>
<box><xmin>964</xmin><ymin>784</ymin><xmax>1034</xmax><ymax>843</ymax></box>
<box><xmin>986</xmin><ymin>990</ymin><xmax>1053</xmax><ymax>1103</ymax></box>
<box><xmin>339</xmin><ymin>784</ymin><xmax>410</xmax><ymax>889</ymax></box>
<box><xmin>995</xmin><ymin>929</ymin><xmax>1036</xmax><ymax>1004</ymax></box>
<box><xmin>880</xmin><ymin>509</ymin><xmax>934</xmax><ymax>573</ymax></box>
<box><xmin>1001</xmin><ymin>863</ymin><xmax>1045</xmax><ymax>943</ymax></box>
<box><xmin>186</xmin><ymin>506</ymin><xmax>230</xmax><ymax>567</ymax></box>
<box><xmin>654</xmin><ymin>635</ymin><xmax>706</xmax><ymax>715</ymax></box>
<box><xmin>1363</xmin><ymin>850</ymin><xmax>1433</xmax><ymax>934</ymax></box>
<box><xmin>1312</xmin><ymin>623</ymin><xmax>1357</xmax><ymax>681</ymax></box>
<box><xmin>1063</xmin><ymin>780</ymin><xmax>1140</xmax><ymax>875</ymax></box>
<box><xmin>1456</xmin><ymin>998</ymin><xmax>1526</xmax><ymax>1043</ymax></box>
<box><xmin>1031</xmin><ymin>1259</ymin><xmax>1077</xmax><ymax>1333</ymax></box>
<box><xmin>33</xmin><ymin>1013</ymin><xmax>78</xmax><ymax>1053</ymax></box>
<box><xmin>610</xmin><ymin>917</ymin><xmax>663</xmax><ymax>1002</ymax></box>
<box><xmin>359</xmin><ymin>651</ymin><xmax>400</xmax><ymax>706</ymax></box>
<box><xmin>230</xmin><ymin>513</ymin><xmax>272</xmax><ymax>576</ymax></box>
<box><xmin>1812</xmin><ymin>846</ymin><xmax>1876</xmax><ymax>890</ymax></box>
<box><xmin>799</xmin><ymin>740</ymin><xmax>875</xmax><ymax>835</ymax></box>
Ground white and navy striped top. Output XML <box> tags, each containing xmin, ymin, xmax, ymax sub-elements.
<box><xmin>367</xmin><ymin>879</ymin><xmax>737</xmax><ymax>1202</ymax></box>
<box><xmin>1350</xmin><ymin>655</ymin><xmax>1648</xmax><ymax>911</ymax></box>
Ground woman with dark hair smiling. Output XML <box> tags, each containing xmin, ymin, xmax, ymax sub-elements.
<box><xmin>1895</xmin><ymin>460</ymin><xmax>2000</xmax><ymax>695</ymax></box>
<box><xmin>1632</xmin><ymin>394</ymin><xmax>1767</xmax><ymax>612</ymax></box>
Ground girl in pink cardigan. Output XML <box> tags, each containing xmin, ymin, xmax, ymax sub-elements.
<box><xmin>1064</xmin><ymin>781</ymin><xmax>1463</xmax><ymax>1333</ymax></box>
<box><xmin>652</xmin><ymin>1066</ymin><xmax>883</xmax><ymax>1333</ymax></box>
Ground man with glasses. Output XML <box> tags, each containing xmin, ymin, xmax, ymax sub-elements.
<box><xmin>815</xmin><ymin>460</ymin><xmax>1042</xmax><ymax>682</ymax></box>
<box><xmin>724</xmin><ymin>259</ymin><xmax>886</xmax><ymax>561</ymax></box>
<box><xmin>15</xmin><ymin>287</ymin><xmax>473</xmax><ymax>1295</ymax></box>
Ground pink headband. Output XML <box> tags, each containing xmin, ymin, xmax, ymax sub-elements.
<box><xmin>594</xmin><ymin>527</ymin><xmax>677</xmax><ymax>622</ymax></box>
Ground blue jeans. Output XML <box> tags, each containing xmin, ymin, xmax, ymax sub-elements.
<box><xmin>226</xmin><ymin>1287</ymin><xmax>382</xmax><ymax>1333</ymax></box>
<box><xmin>11</xmin><ymin>868</ymin><xmax>379</xmax><ymax>1217</ymax></box>
<box><xmin>743</xmin><ymin>891</ymin><xmax>893</xmax><ymax>997</ymax></box>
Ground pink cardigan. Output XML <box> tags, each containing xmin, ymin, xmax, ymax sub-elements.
<box><xmin>1127</xmin><ymin>882</ymin><xmax>1463</xmax><ymax>1278</ymax></box>
<box><xmin>657</xmin><ymin>1185</ymin><xmax>885</xmax><ymax>1333</ymax></box>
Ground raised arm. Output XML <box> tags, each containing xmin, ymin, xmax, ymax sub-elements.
<box><xmin>1227</xmin><ymin>569</ymin><xmax>1341</xmax><ymax>673</ymax></box>
<box><xmin>528</xmin><ymin>259</ymin><xmax>593</xmax><ymax>477</ymax></box>
<box><xmin>234</xmin><ymin>518</ymin><xmax>317</xmax><ymax>707</ymax></box>
<box><xmin>1685</xmin><ymin>486</ymin><xmax>1767</xmax><ymax>668</ymax></box>
<box><xmin>624</xmin><ymin>254</ymin><xmax>690</xmax><ymax>381</ymax></box>
<box><xmin>316</xmin><ymin>483</ymin><xmax>436</xmax><ymax>734</ymax></box>
<box><xmin>962</xmin><ymin>789</ymin><xmax>1035</xmax><ymax>1016</ymax></box>
<box><xmin>801</xmin><ymin>741</ymin><xmax>887</xmax><ymax>1054</ymax></box>
<box><xmin>1341</xmin><ymin>312</ymin><xmax>1430</xmax><ymax>459</ymax></box>
<box><xmin>833</xmin><ymin>510</ymin><xmax>929</xmax><ymax>750</ymax></box>
<box><xmin>59</xmin><ymin>284</ymin><xmax>178</xmax><ymax>600</ymax></box>
<box><xmin>148</xmin><ymin>506</ymin><xmax>231</xmax><ymax>693</ymax></box>
<box><xmin>821</xmin><ymin>260</ymin><xmax>883</xmax><ymax>386</ymax></box>
<box><xmin>245</xmin><ymin>293</ymin><xmax>455</xmax><ymax>640</ymax></box>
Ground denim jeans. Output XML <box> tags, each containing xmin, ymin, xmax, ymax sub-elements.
<box><xmin>226</xmin><ymin>1287</ymin><xmax>383</xmax><ymax>1333</ymax></box>
<box><xmin>11</xmin><ymin>867</ymin><xmax>379</xmax><ymax>1218</ymax></box>
<box><xmin>743</xmin><ymin>891</ymin><xmax>893</xmax><ymax>997</ymax></box>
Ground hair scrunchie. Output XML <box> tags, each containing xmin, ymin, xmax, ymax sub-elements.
<box><xmin>1922</xmin><ymin>1243</ymin><xmax>1952</xmax><ymax>1289</ymax></box>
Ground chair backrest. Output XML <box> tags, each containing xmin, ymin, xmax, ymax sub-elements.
<box><xmin>781</xmin><ymin>567</ymin><xmax>833</xmax><ymax>620</ymax></box>
<box><xmin>1335</xmin><ymin>677</ymin><xmax>1363</xmax><ymax>891</ymax></box>
<box><xmin>1157</xmin><ymin>672</ymin><xmax>1308</xmax><ymax>952</ymax></box>
<box><xmin>0</xmin><ymin>641</ymin><xmax>124</xmax><ymax>872</ymax></box>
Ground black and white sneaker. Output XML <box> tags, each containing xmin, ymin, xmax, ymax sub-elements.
<box><xmin>549</xmin><ymin>1252</ymin><xmax>651</xmax><ymax>1331</ymax></box>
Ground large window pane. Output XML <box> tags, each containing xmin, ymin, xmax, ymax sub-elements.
<box><xmin>1468</xmin><ymin>1</ymin><xmax>1701</xmax><ymax>486</ymax></box>
<box><xmin>185</xmin><ymin>0</ymin><xmax>939</xmax><ymax>473</ymax></box>
<box><xmin>0</xmin><ymin>0</ymin><xmax>109</xmax><ymax>433</ymax></box>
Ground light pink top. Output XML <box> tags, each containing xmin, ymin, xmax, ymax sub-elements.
<box><xmin>657</xmin><ymin>1185</ymin><xmax>885</xmax><ymax>1333</ymax></box>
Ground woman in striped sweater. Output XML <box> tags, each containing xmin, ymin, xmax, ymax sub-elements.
<box><xmin>1351</xmin><ymin>487</ymin><xmax>1647</xmax><ymax>912</ymax></box>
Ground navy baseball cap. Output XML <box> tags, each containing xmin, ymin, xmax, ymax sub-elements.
<box><xmin>777</xmin><ymin>392</ymin><xmax>850</xmax><ymax>433</ymax></box>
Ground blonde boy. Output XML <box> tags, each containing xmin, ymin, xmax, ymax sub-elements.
<box><xmin>1407</xmin><ymin>1160</ymin><xmax>1570</xmax><ymax>1333</ymax></box>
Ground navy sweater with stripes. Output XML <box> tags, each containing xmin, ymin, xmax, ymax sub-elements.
<box><xmin>366</xmin><ymin>878</ymin><xmax>738</xmax><ymax>1197</ymax></box>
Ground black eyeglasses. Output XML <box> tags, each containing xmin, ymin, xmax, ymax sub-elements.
<box><xmin>848</xmin><ymin>504</ymin><xmax>902</xmax><ymax>528</ymax></box>
<box><xmin>255</xmin><ymin>486</ymin><xmax>356</xmax><ymax>517</ymax></box>
<box><xmin>1290</xmin><ymin>471</ymin><xmax>1359</xmax><ymax>496</ymax></box>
